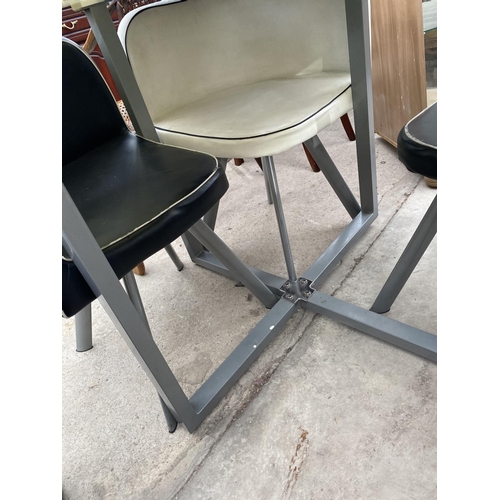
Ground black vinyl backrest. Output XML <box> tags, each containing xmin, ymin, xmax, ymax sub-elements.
<box><xmin>62</xmin><ymin>39</ymin><xmax>126</xmax><ymax>166</ymax></box>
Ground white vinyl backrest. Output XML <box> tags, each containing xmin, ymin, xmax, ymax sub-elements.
<box><xmin>119</xmin><ymin>0</ymin><xmax>350</xmax><ymax>121</ymax></box>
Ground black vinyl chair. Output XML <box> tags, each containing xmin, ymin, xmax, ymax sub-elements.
<box><xmin>62</xmin><ymin>38</ymin><xmax>277</xmax><ymax>432</ymax></box>
<box><xmin>371</xmin><ymin>102</ymin><xmax>437</xmax><ymax>314</ymax></box>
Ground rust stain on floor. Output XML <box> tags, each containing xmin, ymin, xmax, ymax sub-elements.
<box><xmin>283</xmin><ymin>428</ymin><xmax>310</xmax><ymax>498</ymax></box>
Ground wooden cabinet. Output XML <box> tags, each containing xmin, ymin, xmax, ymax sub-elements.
<box><xmin>62</xmin><ymin>5</ymin><xmax>120</xmax><ymax>43</ymax></box>
<box><xmin>370</xmin><ymin>0</ymin><xmax>427</xmax><ymax>147</ymax></box>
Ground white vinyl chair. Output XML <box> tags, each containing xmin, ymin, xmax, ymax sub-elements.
<box><xmin>118</xmin><ymin>0</ymin><xmax>352</xmax><ymax>159</ymax></box>
<box><xmin>117</xmin><ymin>0</ymin><xmax>361</xmax><ymax>268</ymax></box>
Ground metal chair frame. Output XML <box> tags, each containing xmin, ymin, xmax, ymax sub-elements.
<box><xmin>63</xmin><ymin>0</ymin><xmax>436</xmax><ymax>434</ymax></box>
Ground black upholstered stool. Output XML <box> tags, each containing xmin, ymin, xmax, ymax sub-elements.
<box><xmin>62</xmin><ymin>57</ymin><xmax>228</xmax><ymax>318</ymax></box>
<box><xmin>62</xmin><ymin>38</ymin><xmax>277</xmax><ymax>432</ymax></box>
<box><xmin>371</xmin><ymin>102</ymin><xmax>437</xmax><ymax>314</ymax></box>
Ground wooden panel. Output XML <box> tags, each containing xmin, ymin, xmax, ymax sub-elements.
<box><xmin>62</xmin><ymin>6</ymin><xmax>120</xmax><ymax>43</ymax></box>
<box><xmin>371</xmin><ymin>0</ymin><xmax>427</xmax><ymax>147</ymax></box>
<box><xmin>62</xmin><ymin>3</ymin><xmax>160</xmax><ymax>102</ymax></box>
<box><xmin>62</xmin><ymin>6</ymin><xmax>122</xmax><ymax>100</ymax></box>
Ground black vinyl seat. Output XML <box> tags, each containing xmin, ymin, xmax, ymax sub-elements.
<box><xmin>62</xmin><ymin>39</ymin><xmax>228</xmax><ymax>318</ymax></box>
<box><xmin>371</xmin><ymin>102</ymin><xmax>437</xmax><ymax>314</ymax></box>
<box><xmin>397</xmin><ymin>102</ymin><xmax>437</xmax><ymax>181</ymax></box>
<box><xmin>62</xmin><ymin>38</ymin><xmax>278</xmax><ymax>433</ymax></box>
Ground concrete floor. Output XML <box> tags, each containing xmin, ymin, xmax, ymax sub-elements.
<box><xmin>62</xmin><ymin>111</ymin><xmax>437</xmax><ymax>499</ymax></box>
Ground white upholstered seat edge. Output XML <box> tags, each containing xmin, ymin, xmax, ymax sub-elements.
<box><xmin>154</xmin><ymin>75</ymin><xmax>352</xmax><ymax>158</ymax></box>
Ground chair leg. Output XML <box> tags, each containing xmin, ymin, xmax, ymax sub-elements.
<box><xmin>371</xmin><ymin>195</ymin><xmax>437</xmax><ymax>314</ymax></box>
<box><xmin>188</xmin><ymin>220</ymin><xmax>278</xmax><ymax>309</ymax></box>
<box><xmin>75</xmin><ymin>247</ymin><xmax>182</xmax><ymax>355</ymax></box>
<box><xmin>302</xmin><ymin>144</ymin><xmax>321</xmax><ymax>172</ymax></box>
<box><xmin>132</xmin><ymin>262</ymin><xmax>145</xmax><ymax>275</ymax></box>
<box><xmin>203</xmin><ymin>158</ymin><xmax>228</xmax><ymax>231</ymax></box>
<box><xmin>122</xmin><ymin>272</ymin><xmax>150</xmax><ymax>327</ymax></box>
<box><xmin>165</xmin><ymin>244</ymin><xmax>184</xmax><ymax>271</ymax></box>
<box><xmin>261</xmin><ymin>160</ymin><xmax>274</xmax><ymax>205</ymax></box>
<box><xmin>134</xmin><ymin>242</ymin><xmax>185</xmax><ymax>275</ymax></box>
<box><xmin>303</xmin><ymin>114</ymin><xmax>356</xmax><ymax>173</ymax></box>
<box><xmin>303</xmin><ymin>135</ymin><xmax>361</xmax><ymax>219</ymax></box>
<box><xmin>232</xmin><ymin>157</ymin><xmax>272</xmax><ymax>204</ymax></box>
<box><xmin>340</xmin><ymin>113</ymin><xmax>356</xmax><ymax>141</ymax></box>
<box><xmin>261</xmin><ymin>156</ymin><xmax>298</xmax><ymax>282</ymax></box>
<box><xmin>75</xmin><ymin>304</ymin><xmax>93</xmax><ymax>352</ymax></box>
<box><xmin>122</xmin><ymin>272</ymin><xmax>179</xmax><ymax>433</ymax></box>
<box><xmin>252</xmin><ymin>157</ymin><xmax>273</xmax><ymax>205</ymax></box>
<box><xmin>64</xmin><ymin>187</ymin><xmax>194</xmax><ymax>431</ymax></box>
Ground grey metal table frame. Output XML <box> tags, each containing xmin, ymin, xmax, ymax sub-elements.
<box><xmin>62</xmin><ymin>0</ymin><xmax>437</xmax><ymax>434</ymax></box>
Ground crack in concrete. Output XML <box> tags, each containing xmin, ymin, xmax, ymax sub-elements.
<box><xmin>170</xmin><ymin>312</ymin><xmax>310</xmax><ymax>499</ymax></box>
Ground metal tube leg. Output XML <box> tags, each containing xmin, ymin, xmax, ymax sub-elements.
<box><xmin>64</xmin><ymin>186</ymin><xmax>197</xmax><ymax>429</ymax></box>
<box><xmin>122</xmin><ymin>272</ymin><xmax>150</xmax><ymax>331</ymax></box>
<box><xmin>345</xmin><ymin>0</ymin><xmax>378</xmax><ymax>215</ymax></box>
<box><xmin>182</xmin><ymin>158</ymin><xmax>230</xmax><ymax>261</ymax></box>
<box><xmin>203</xmin><ymin>202</ymin><xmax>220</xmax><ymax>232</ymax></box>
<box><xmin>122</xmin><ymin>272</ymin><xmax>179</xmax><ymax>433</ymax></box>
<box><xmin>262</xmin><ymin>161</ymin><xmax>274</xmax><ymax>205</ymax></box>
<box><xmin>165</xmin><ymin>244</ymin><xmax>184</xmax><ymax>271</ymax></box>
<box><xmin>261</xmin><ymin>156</ymin><xmax>297</xmax><ymax>281</ymax></box>
<box><xmin>75</xmin><ymin>304</ymin><xmax>93</xmax><ymax>352</ymax></box>
<box><xmin>371</xmin><ymin>195</ymin><xmax>437</xmax><ymax>314</ymax></box>
<box><xmin>203</xmin><ymin>158</ymin><xmax>228</xmax><ymax>230</ymax></box>
<box><xmin>303</xmin><ymin>135</ymin><xmax>361</xmax><ymax>219</ymax></box>
<box><xmin>188</xmin><ymin>220</ymin><xmax>278</xmax><ymax>309</ymax></box>
<box><xmin>181</xmin><ymin>231</ymin><xmax>205</xmax><ymax>261</ymax></box>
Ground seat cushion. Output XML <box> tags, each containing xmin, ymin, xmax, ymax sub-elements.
<box><xmin>154</xmin><ymin>72</ymin><xmax>352</xmax><ymax>158</ymax></box>
<box><xmin>62</xmin><ymin>132</ymin><xmax>227</xmax><ymax>318</ymax></box>
<box><xmin>397</xmin><ymin>102</ymin><xmax>437</xmax><ymax>180</ymax></box>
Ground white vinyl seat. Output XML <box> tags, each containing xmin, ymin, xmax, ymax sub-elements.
<box><xmin>152</xmin><ymin>72</ymin><xmax>352</xmax><ymax>159</ymax></box>
<box><xmin>118</xmin><ymin>0</ymin><xmax>353</xmax><ymax>159</ymax></box>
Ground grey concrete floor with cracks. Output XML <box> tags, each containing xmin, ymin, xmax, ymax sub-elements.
<box><xmin>62</xmin><ymin>111</ymin><xmax>437</xmax><ymax>500</ymax></box>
